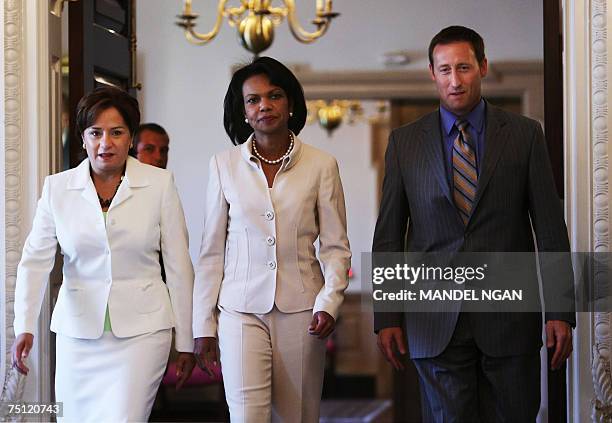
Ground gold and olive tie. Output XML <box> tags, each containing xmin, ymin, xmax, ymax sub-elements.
<box><xmin>452</xmin><ymin>119</ymin><xmax>478</xmax><ymax>225</ymax></box>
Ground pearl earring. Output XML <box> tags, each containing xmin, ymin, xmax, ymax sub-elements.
<box><xmin>244</xmin><ymin>117</ymin><xmax>249</xmax><ymax>123</ymax></box>
<box><xmin>289</xmin><ymin>112</ymin><xmax>293</xmax><ymax>117</ymax></box>
<box><xmin>82</xmin><ymin>143</ymin><xmax>86</xmax><ymax>150</ymax></box>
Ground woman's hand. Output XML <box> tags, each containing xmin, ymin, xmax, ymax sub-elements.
<box><xmin>175</xmin><ymin>352</ymin><xmax>196</xmax><ymax>390</ymax></box>
<box><xmin>193</xmin><ymin>337</ymin><xmax>219</xmax><ymax>378</ymax></box>
<box><xmin>12</xmin><ymin>333</ymin><xmax>34</xmax><ymax>375</ymax></box>
<box><xmin>308</xmin><ymin>311</ymin><xmax>335</xmax><ymax>339</ymax></box>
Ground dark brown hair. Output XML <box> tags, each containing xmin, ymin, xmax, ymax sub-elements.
<box><xmin>428</xmin><ymin>26</ymin><xmax>486</xmax><ymax>67</ymax></box>
<box><xmin>75</xmin><ymin>86</ymin><xmax>140</xmax><ymax>139</ymax></box>
<box><xmin>129</xmin><ymin>123</ymin><xmax>169</xmax><ymax>157</ymax></box>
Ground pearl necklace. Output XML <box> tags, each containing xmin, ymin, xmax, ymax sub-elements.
<box><xmin>252</xmin><ymin>133</ymin><xmax>294</xmax><ymax>165</ymax></box>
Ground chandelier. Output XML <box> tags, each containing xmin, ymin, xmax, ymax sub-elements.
<box><xmin>176</xmin><ymin>1</ymin><xmax>340</xmax><ymax>55</ymax></box>
<box><xmin>307</xmin><ymin>100</ymin><xmax>389</xmax><ymax>136</ymax></box>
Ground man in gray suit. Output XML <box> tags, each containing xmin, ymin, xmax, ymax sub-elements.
<box><xmin>373</xmin><ymin>26</ymin><xmax>575</xmax><ymax>421</ymax></box>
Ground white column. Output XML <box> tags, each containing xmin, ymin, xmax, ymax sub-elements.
<box><xmin>2</xmin><ymin>0</ymin><xmax>30</xmax><ymax>403</ymax></box>
<box><xmin>563</xmin><ymin>0</ymin><xmax>610</xmax><ymax>422</ymax></box>
<box><xmin>0</xmin><ymin>0</ymin><xmax>7</xmax><ymax>397</ymax></box>
<box><xmin>1</xmin><ymin>0</ymin><xmax>55</xmax><ymax>407</ymax></box>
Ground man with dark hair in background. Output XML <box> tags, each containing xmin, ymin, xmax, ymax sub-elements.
<box><xmin>373</xmin><ymin>25</ymin><xmax>574</xmax><ymax>421</ymax></box>
<box><xmin>131</xmin><ymin>123</ymin><xmax>170</xmax><ymax>169</ymax></box>
<box><xmin>132</xmin><ymin>123</ymin><xmax>171</xmax><ymax>283</ymax></box>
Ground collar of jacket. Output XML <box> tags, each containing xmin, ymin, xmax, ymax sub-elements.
<box><xmin>66</xmin><ymin>156</ymin><xmax>152</xmax><ymax>190</ymax></box>
<box><xmin>240</xmin><ymin>131</ymin><xmax>304</xmax><ymax>171</ymax></box>
<box><xmin>66</xmin><ymin>156</ymin><xmax>153</xmax><ymax>210</ymax></box>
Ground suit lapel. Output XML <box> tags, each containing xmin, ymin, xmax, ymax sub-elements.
<box><xmin>67</xmin><ymin>157</ymin><xmax>152</xmax><ymax>211</ymax></box>
<box><xmin>468</xmin><ymin>105</ymin><xmax>509</xmax><ymax>223</ymax></box>
<box><xmin>109</xmin><ymin>157</ymin><xmax>150</xmax><ymax>210</ymax></box>
<box><xmin>81</xmin><ymin>179</ymin><xmax>101</xmax><ymax>209</ymax></box>
<box><xmin>66</xmin><ymin>159</ymin><xmax>101</xmax><ymax>210</ymax></box>
<box><xmin>81</xmin><ymin>178</ymin><xmax>101</xmax><ymax>209</ymax></box>
<box><xmin>421</xmin><ymin>112</ymin><xmax>454</xmax><ymax>207</ymax></box>
<box><xmin>109</xmin><ymin>180</ymin><xmax>132</xmax><ymax>209</ymax></box>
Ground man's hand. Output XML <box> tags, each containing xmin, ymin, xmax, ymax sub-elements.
<box><xmin>193</xmin><ymin>337</ymin><xmax>219</xmax><ymax>378</ymax></box>
<box><xmin>546</xmin><ymin>320</ymin><xmax>572</xmax><ymax>370</ymax></box>
<box><xmin>175</xmin><ymin>352</ymin><xmax>196</xmax><ymax>390</ymax></box>
<box><xmin>308</xmin><ymin>311</ymin><xmax>335</xmax><ymax>339</ymax></box>
<box><xmin>377</xmin><ymin>327</ymin><xmax>407</xmax><ymax>370</ymax></box>
<box><xmin>11</xmin><ymin>333</ymin><xmax>33</xmax><ymax>375</ymax></box>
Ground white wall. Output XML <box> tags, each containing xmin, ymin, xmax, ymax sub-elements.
<box><xmin>136</xmin><ymin>0</ymin><xmax>543</xmax><ymax>285</ymax></box>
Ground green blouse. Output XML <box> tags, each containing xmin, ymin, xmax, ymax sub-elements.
<box><xmin>102</xmin><ymin>211</ymin><xmax>112</xmax><ymax>332</ymax></box>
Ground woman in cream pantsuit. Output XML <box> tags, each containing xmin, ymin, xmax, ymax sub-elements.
<box><xmin>193</xmin><ymin>57</ymin><xmax>352</xmax><ymax>423</ymax></box>
<box><xmin>11</xmin><ymin>87</ymin><xmax>195</xmax><ymax>422</ymax></box>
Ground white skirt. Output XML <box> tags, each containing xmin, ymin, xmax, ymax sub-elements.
<box><xmin>55</xmin><ymin>329</ymin><xmax>172</xmax><ymax>423</ymax></box>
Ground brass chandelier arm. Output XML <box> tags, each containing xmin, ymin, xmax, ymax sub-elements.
<box><xmin>177</xmin><ymin>0</ymin><xmax>339</xmax><ymax>52</ymax></box>
<box><xmin>182</xmin><ymin>0</ymin><xmax>231</xmax><ymax>45</ymax></box>
<box><xmin>283</xmin><ymin>0</ymin><xmax>332</xmax><ymax>44</ymax></box>
<box><xmin>267</xmin><ymin>6</ymin><xmax>287</xmax><ymax>17</ymax></box>
<box><xmin>225</xmin><ymin>3</ymin><xmax>249</xmax><ymax>27</ymax></box>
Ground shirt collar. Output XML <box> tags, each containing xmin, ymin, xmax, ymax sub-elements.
<box><xmin>67</xmin><ymin>155</ymin><xmax>150</xmax><ymax>189</ymax></box>
<box><xmin>440</xmin><ymin>98</ymin><xmax>486</xmax><ymax>135</ymax></box>
<box><xmin>240</xmin><ymin>131</ymin><xmax>303</xmax><ymax>170</ymax></box>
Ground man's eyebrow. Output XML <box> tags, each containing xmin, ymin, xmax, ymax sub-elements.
<box><xmin>87</xmin><ymin>125</ymin><xmax>126</xmax><ymax>130</ymax></box>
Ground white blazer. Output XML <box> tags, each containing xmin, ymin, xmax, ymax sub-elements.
<box><xmin>193</xmin><ymin>134</ymin><xmax>352</xmax><ymax>338</ymax></box>
<box><xmin>13</xmin><ymin>157</ymin><xmax>194</xmax><ymax>352</ymax></box>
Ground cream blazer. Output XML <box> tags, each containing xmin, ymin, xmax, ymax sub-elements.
<box><xmin>13</xmin><ymin>157</ymin><xmax>194</xmax><ymax>352</ymax></box>
<box><xmin>193</xmin><ymin>134</ymin><xmax>351</xmax><ymax>338</ymax></box>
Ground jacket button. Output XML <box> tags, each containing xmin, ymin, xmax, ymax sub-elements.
<box><xmin>266</xmin><ymin>236</ymin><xmax>276</xmax><ymax>246</ymax></box>
<box><xmin>265</xmin><ymin>210</ymin><xmax>275</xmax><ymax>220</ymax></box>
<box><xmin>267</xmin><ymin>261</ymin><xmax>277</xmax><ymax>270</ymax></box>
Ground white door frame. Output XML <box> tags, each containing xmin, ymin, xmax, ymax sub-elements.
<box><xmin>1</xmin><ymin>0</ymin><xmax>62</xmax><ymax>406</ymax></box>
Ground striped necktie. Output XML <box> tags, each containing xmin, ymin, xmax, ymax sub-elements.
<box><xmin>452</xmin><ymin>119</ymin><xmax>478</xmax><ymax>225</ymax></box>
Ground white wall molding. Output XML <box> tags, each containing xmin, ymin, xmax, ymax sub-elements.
<box><xmin>2</xmin><ymin>0</ymin><xmax>27</xmax><ymax>403</ymax></box>
<box><xmin>0</xmin><ymin>0</ymin><xmax>7</xmax><ymax>398</ymax></box>
<box><xmin>590</xmin><ymin>0</ymin><xmax>612</xmax><ymax>421</ymax></box>
<box><xmin>1</xmin><ymin>0</ymin><xmax>55</xmax><ymax>410</ymax></box>
<box><xmin>563</xmin><ymin>0</ymin><xmax>606</xmax><ymax>422</ymax></box>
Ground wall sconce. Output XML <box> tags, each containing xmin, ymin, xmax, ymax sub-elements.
<box><xmin>307</xmin><ymin>100</ymin><xmax>389</xmax><ymax>136</ymax></box>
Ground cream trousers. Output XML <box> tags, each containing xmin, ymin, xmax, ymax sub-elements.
<box><xmin>218</xmin><ymin>306</ymin><xmax>327</xmax><ymax>423</ymax></box>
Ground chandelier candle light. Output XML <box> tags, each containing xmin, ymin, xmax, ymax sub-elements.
<box><xmin>307</xmin><ymin>100</ymin><xmax>390</xmax><ymax>136</ymax></box>
<box><xmin>176</xmin><ymin>0</ymin><xmax>339</xmax><ymax>55</ymax></box>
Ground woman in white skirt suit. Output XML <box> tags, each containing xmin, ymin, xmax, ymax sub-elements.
<box><xmin>11</xmin><ymin>87</ymin><xmax>196</xmax><ymax>422</ymax></box>
<box><xmin>193</xmin><ymin>57</ymin><xmax>352</xmax><ymax>422</ymax></box>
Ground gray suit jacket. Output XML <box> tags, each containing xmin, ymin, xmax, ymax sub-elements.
<box><xmin>373</xmin><ymin>103</ymin><xmax>574</xmax><ymax>359</ymax></box>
